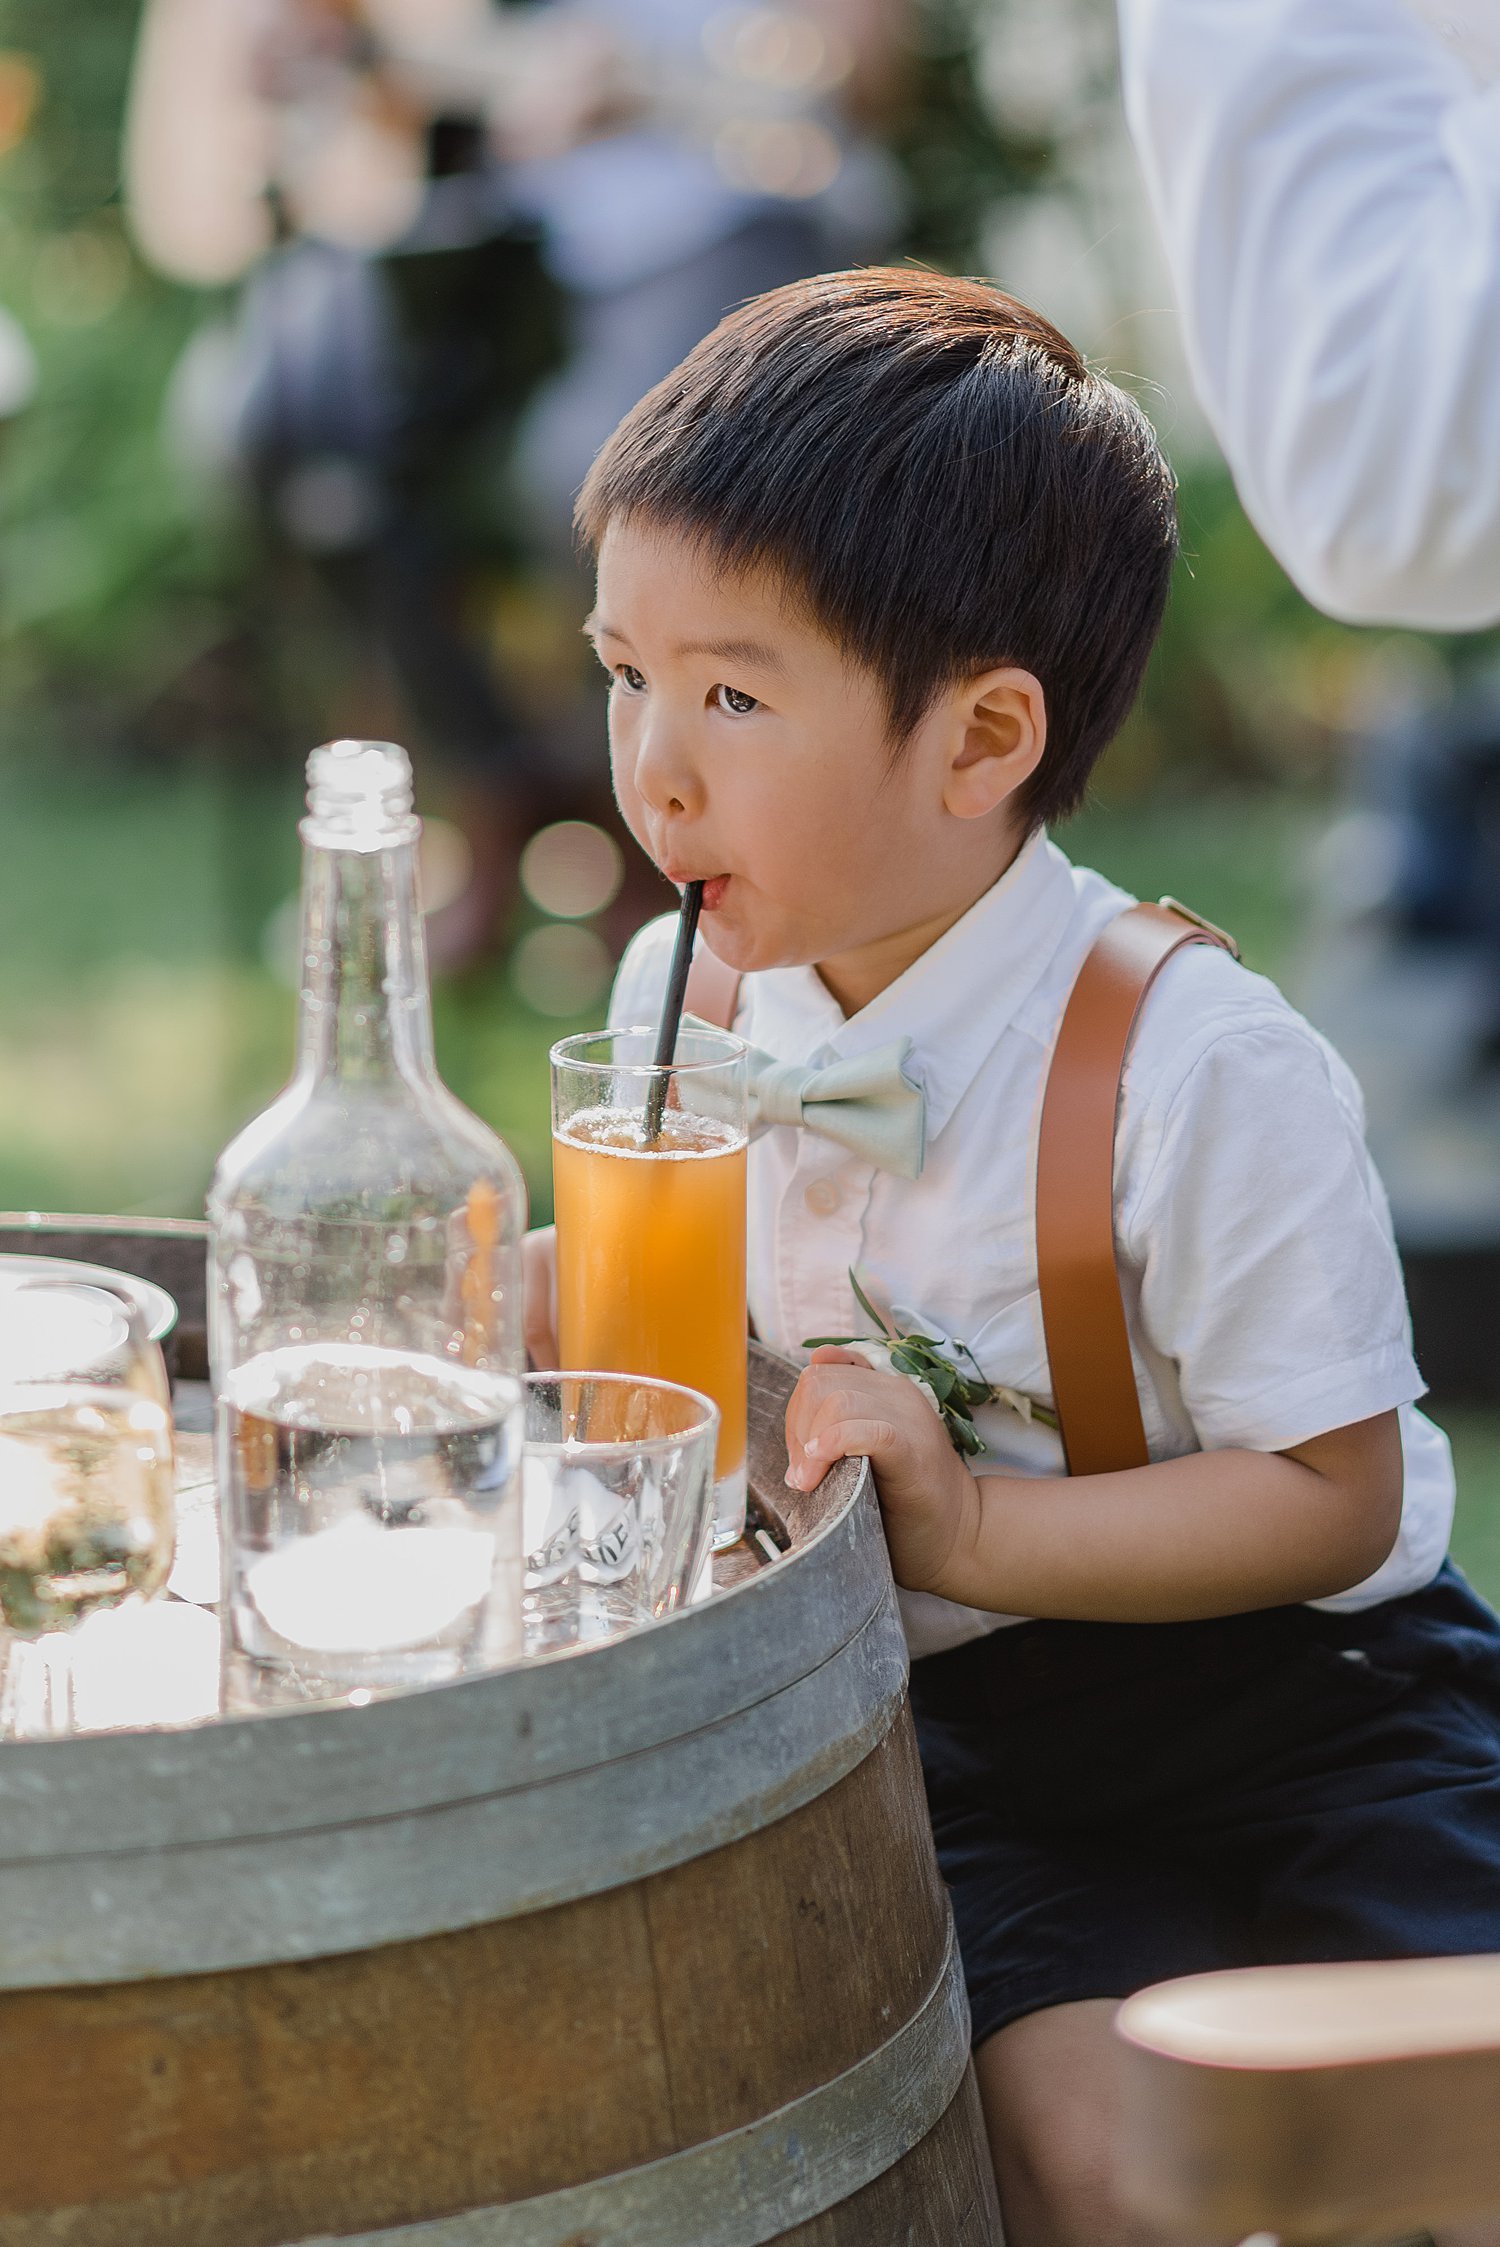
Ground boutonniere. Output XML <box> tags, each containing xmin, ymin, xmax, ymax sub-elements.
<box><xmin>805</xmin><ymin>1270</ymin><xmax>1059</xmax><ymax>1460</ymax></box>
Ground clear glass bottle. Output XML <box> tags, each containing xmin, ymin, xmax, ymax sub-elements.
<box><xmin>209</xmin><ymin>740</ymin><xmax>527</xmax><ymax>1704</ymax></box>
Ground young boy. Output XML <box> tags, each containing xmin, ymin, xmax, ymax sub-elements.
<box><xmin>553</xmin><ymin>268</ymin><xmax>1500</xmax><ymax>2246</ymax></box>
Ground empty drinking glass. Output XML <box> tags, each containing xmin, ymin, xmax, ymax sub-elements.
<box><xmin>521</xmin><ymin>1372</ymin><xmax>719</xmax><ymax>1654</ymax></box>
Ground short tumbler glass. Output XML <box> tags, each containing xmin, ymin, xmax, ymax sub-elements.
<box><xmin>551</xmin><ymin>1026</ymin><xmax>748</xmax><ymax>1550</ymax></box>
<box><xmin>521</xmin><ymin>1371</ymin><xmax>719</xmax><ymax>1653</ymax></box>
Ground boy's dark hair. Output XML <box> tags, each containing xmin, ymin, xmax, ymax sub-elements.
<box><xmin>576</xmin><ymin>269</ymin><xmax>1177</xmax><ymax>828</ymax></box>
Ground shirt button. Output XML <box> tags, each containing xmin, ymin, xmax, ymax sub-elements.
<box><xmin>804</xmin><ymin>1179</ymin><xmax>842</xmax><ymax>1217</ymax></box>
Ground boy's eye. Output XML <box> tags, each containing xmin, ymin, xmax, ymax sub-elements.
<box><xmin>714</xmin><ymin>684</ymin><xmax>759</xmax><ymax>716</ymax></box>
<box><xmin>613</xmin><ymin>664</ymin><xmax>647</xmax><ymax>692</ymax></box>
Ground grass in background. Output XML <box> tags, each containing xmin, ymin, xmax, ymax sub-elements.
<box><xmin>1066</xmin><ymin>786</ymin><xmax>1312</xmax><ymax>981</ymax></box>
<box><xmin>0</xmin><ymin>756</ymin><xmax>1313</xmax><ymax>1220</ymax></box>
<box><xmin>1438</xmin><ymin>1416</ymin><xmax>1500</xmax><ymax>1598</ymax></box>
<box><xmin>0</xmin><ymin>747</ymin><xmax>587</xmax><ymax>1218</ymax></box>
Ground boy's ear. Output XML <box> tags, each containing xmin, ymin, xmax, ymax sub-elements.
<box><xmin>941</xmin><ymin>667</ymin><xmax>1048</xmax><ymax>821</ymax></box>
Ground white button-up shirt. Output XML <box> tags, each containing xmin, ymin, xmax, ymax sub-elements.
<box><xmin>1117</xmin><ymin>0</ymin><xmax>1500</xmax><ymax>629</ymax></box>
<box><xmin>612</xmin><ymin>834</ymin><xmax>1455</xmax><ymax>1657</ymax></box>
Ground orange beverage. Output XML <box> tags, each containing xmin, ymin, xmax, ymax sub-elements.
<box><xmin>555</xmin><ymin>1110</ymin><xmax>746</xmax><ymax>1475</ymax></box>
<box><xmin>551</xmin><ymin>1028</ymin><xmax>749</xmax><ymax>1547</ymax></box>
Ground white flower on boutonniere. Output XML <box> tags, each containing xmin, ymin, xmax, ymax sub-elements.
<box><xmin>806</xmin><ymin>1271</ymin><xmax>1059</xmax><ymax>1460</ymax></box>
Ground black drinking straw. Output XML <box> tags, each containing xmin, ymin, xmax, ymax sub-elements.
<box><xmin>644</xmin><ymin>881</ymin><xmax>703</xmax><ymax>1142</ymax></box>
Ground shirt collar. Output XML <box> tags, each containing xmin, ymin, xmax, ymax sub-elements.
<box><xmin>746</xmin><ymin>831</ymin><xmax>1080</xmax><ymax>1143</ymax></box>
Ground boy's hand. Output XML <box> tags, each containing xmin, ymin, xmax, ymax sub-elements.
<box><xmin>785</xmin><ymin>1346</ymin><xmax>982</xmax><ymax>1598</ymax></box>
<box><xmin>522</xmin><ymin>1225</ymin><xmax>560</xmax><ymax>1370</ymax></box>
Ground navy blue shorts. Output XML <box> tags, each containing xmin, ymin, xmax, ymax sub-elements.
<box><xmin>909</xmin><ymin>1563</ymin><xmax>1500</xmax><ymax>2048</ymax></box>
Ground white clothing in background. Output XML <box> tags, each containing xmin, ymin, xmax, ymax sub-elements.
<box><xmin>1116</xmin><ymin>0</ymin><xmax>1500</xmax><ymax>629</ymax></box>
<box><xmin>611</xmin><ymin>835</ymin><xmax>1455</xmax><ymax>1659</ymax></box>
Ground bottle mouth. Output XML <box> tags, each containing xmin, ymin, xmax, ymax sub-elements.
<box><xmin>303</xmin><ymin>739</ymin><xmax>420</xmax><ymax>847</ymax></box>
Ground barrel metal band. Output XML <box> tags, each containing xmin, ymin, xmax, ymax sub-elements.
<box><xmin>0</xmin><ymin>1585</ymin><xmax>908</xmax><ymax>1986</ymax></box>
<box><xmin>296</xmin><ymin>1923</ymin><xmax>970</xmax><ymax>2247</ymax></box>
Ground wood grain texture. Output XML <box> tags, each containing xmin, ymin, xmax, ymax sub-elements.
<box><xmin>0</xmin><ymin>1716</ymin><xmax>985</xmax><ymax>2246</ymax></box>
<box><xmin>1121</xmin><ymin>2029</ymin><xmax>1500</xmax><ymax>2245</ymax></box>
<box><xmin>1118</xmin><ymin>1960</ymin><xmax>1500</xmax><ymax>2243</ymax></box>
<box><xmin>780</xmin><ymin>2071</ymin><xmax>1002</xmax><ymax>2247</ymax></box>
<box><xmin>643</xmin><ymin>1703</ymin><xmax>950</xmax><ymax>2143</ymax></box>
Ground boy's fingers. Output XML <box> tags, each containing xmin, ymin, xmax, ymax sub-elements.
<box><xmin>788</xmin><ymin>1375</ymin><xmax>870</xmax><ymax>1456</ymax></box>
<box><xmin>785</xmin><ymin>1357</ymin><xmax>918</xmax><ymax>1487</ymax></box>
<box><xmin>785</xmin><ymin>1368</ymin><xmax>831</xmax><ymax>1483</ymax></box>
<box><xmin>785</xmin><ymin>1371</ymin><xmax>831</xmax><ymax>1479</ymax></box>
<box><xmin>786</xmin><ymin>1358</ymin><xmax>864</xmax><ymax>1441</ymax></box>
<box><xmin>787</xmin><ymin>1411</ymin><xmax>904</xmax><ymax>1490</ymax></box>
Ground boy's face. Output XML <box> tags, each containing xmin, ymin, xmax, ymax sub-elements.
<box><xmin>590</xmin><ymin>518</ymin><xmax>1041</xmax><ymax>992</ymax></box>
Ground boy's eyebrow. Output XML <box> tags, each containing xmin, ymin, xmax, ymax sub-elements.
<box><xmin>584</xmin><ymin>617</ymin><xmax>786</xmax><ymax>674</ymax></box>
<box><xmin>673</xmin><ymin>636</ymin><xmax>786</xmax><ymax>674</ymax></box>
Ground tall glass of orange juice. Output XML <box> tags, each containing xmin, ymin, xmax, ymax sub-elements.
<box><xmin>551</xmin><ymin>1027</ymin><xmax>749</xmax><ymax>1550</ymax></box>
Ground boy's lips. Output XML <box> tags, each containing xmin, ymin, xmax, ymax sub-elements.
<box><xmin>665</xmin><ymin>870</ymin><xmax>730</xmax><ymax>910</ymax></box>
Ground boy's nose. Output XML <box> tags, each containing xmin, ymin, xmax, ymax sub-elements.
<box><xmin>632</xmin><ymin>717</ymin><xmax>703</xmax><ymax>821</ymax></box>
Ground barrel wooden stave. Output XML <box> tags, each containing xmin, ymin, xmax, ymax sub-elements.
<box><xmin>782</xmin><ymin>2073</ymin><xmax>1001</xmax><ymax>2247</ymax></box>
<box><xmin>0</xmin><ymin>1722</ymin><xmax>960</xmax><ymax>2245</ymax></box>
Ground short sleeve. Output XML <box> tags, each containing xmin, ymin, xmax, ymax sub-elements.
<box><xmin>608</xmin><ymin>914</ymin><xmax>678</xmax><ymax>1033</ymax></box>
<box><xmin>1121</xmin><ymin>1021</ymin><xmax>1424</xmax><ymax>1452</ymax></box>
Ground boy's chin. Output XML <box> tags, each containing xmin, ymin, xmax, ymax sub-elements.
<box><xmin>698</xmin><ymin>923</ymin><xmax>758</xmax><ymax>972</ymax></box>
<box><xmin>700</xmin><ymin>919</ymin><xmax>814</xmax><ymax>978</ymax></box>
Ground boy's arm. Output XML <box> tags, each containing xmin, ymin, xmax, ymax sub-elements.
<box><xmin>523</xmin><ymin>1226</ymin><xmax>559</xmax><ymax>1371</ymax></box>
<box><xmin>785</xmin><ymin>1349</ymin><xmax>1403</xmax><ymax>1620</ymax></box>
<box><xmin>1118</xmin><ymin>0</ymin><xmax>1500</xmax><ymax>628</ymax></box>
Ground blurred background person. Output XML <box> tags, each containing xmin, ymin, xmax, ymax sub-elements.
<box><xmin>1117</xmin><ymin>0</ymin><xmax>1500</xmax><ymax>634</ymax></box>
<box><xmin>1118</xmin><ymin>0</ymin><xmax>1500</xmax><ymax>1396</ymax></box>
<box><xmin>123</xmin><ymin>0</ymin><xmax>906</xmax><ymax>967</ymax></box>
<box><xmin>501</xmin><ymin>0</ymin><xmax>907</xmax><ymax>560</ymax></box>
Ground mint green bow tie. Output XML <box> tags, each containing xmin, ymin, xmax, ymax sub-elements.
<box><xmin>688</xmin><ymin>1017</ymin><xmax>926</xmax><ymax>1178</ymax></box>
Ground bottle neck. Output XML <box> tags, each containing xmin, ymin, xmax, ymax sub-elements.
<box><xmin>294</xmin><ymin>831</ymin><xmax>437</xmax><ymax>1087</ymax></box>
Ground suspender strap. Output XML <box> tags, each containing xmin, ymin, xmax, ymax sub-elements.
<box><xmin>1036</xmin><ymin>900</ymin><xmax>1238</xmax><ymax>1477</ymax></box>
<box><xmin>683</xmin><ymin>903</ymin><xmax>1238</xmax><ymax>1477</ymax></box>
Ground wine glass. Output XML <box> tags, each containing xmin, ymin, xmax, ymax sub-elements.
<box><xmin>0</xmin><ymin>1281</ymin><xmax>176</xmax><ymax>1737</ymax></box>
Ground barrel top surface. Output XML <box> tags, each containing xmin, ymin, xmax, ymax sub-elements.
<box><xmin>0</xmin><ymin>1341</ymin><xmax>887</xmax><ymax>1860</ymax></box>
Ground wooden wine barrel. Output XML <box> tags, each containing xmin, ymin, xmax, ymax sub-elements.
<box><xmin>0</xmin><ymin>1216</ymin><xmax>999</xmax><ymax>2247</ymax></box>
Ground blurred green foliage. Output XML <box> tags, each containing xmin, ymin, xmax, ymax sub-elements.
<box><xmin>0</xmin><ymin>0</ymin><xmax>243</xmax><ymax>722</ymax></box>
<box><xmin>891</xmin><ymin>0</ymin><xmax>1050</xmax><ymax>266</ymax></box>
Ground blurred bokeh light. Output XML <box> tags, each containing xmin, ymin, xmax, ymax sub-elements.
<box><xmin>520</xmin><ymin>819</ymin><xmax>624</xmax><ymax>921</ymax></box>
<box><xmin>510</xmin><ymin>921</ymin><xmax>615</xmax><ymax>1017</ymax></box>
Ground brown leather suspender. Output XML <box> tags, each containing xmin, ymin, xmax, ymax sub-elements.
<box><xmin>683</xmin><ymin>897</ymin><xmax>1239</xmax><ymax>1476</ymax></box>
<box><xmin>1035</xmin><ymin>901</ymin><xmax>1238</xmax><ymax>1474</ymax></box>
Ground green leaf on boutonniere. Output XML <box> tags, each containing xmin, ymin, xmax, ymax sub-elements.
<box><xmin>805</xmin><ymin>1268</ymin><xmax>1060</xmax><ymax>1459</ymax></box>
